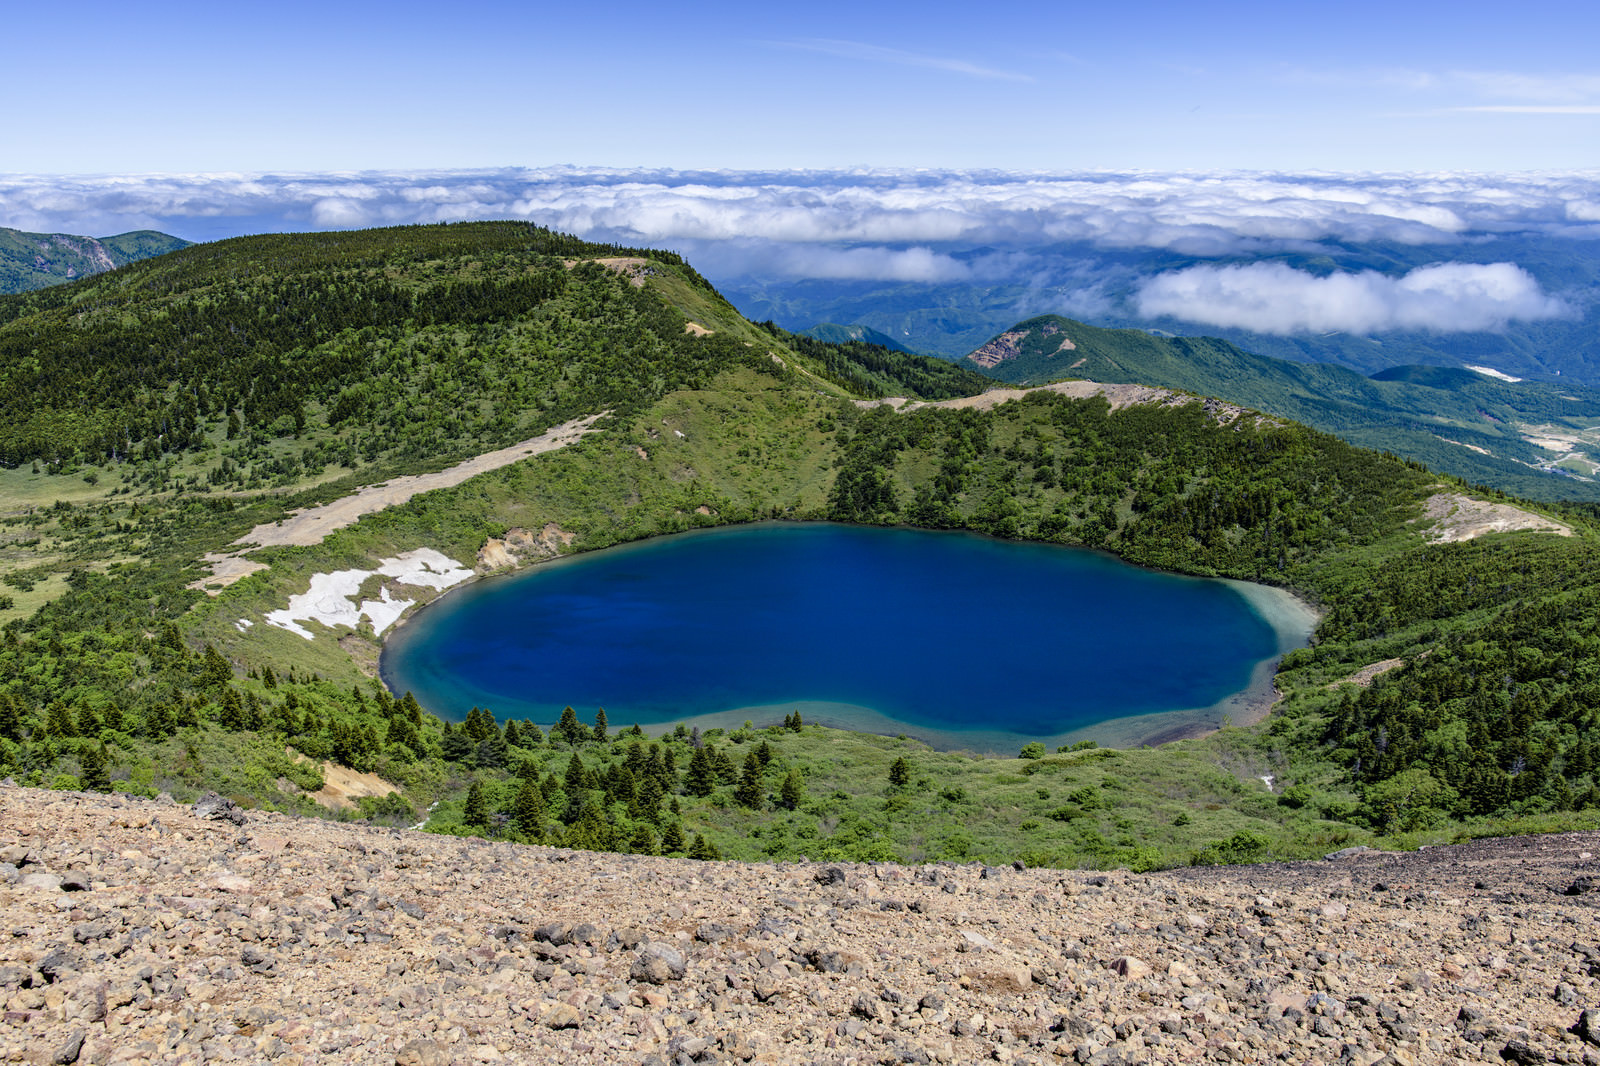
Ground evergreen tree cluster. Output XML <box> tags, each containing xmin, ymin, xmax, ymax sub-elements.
<box><xmin>830</xmin><ymin>390</ymin><xmax>1430</xmax><ymax>581</ymax></box>
<box><xmin>1314</xmin><ymin>536</ymin><xmax>1600</xmax><ymax>827</ymax></box>
<box><xmin>0</xmin><ymin>224</ymin><xmax>759</xmax><ymax>471</ymax></box>
<box><xmin>432</xmin><ymin>706</ymin><xmax>804</xmax><ymax>859</ymax></box>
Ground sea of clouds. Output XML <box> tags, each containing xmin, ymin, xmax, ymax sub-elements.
<box><xmin>3</xmin><ymin>168</ymin><xmax>1595</xmax><ymax>335</ymax></box>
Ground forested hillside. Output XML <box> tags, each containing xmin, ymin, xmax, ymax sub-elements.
<box><xmin>964</xmin><ymin>314</ymin><xmax>1600</xmax><ymax>503</ymax></box>
<box><xmin>0</xmin><ymin>223</ymin><xmax>1596</xmax><ymax>870</ymax></box>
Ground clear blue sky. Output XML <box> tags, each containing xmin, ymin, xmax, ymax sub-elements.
<box><xmin>11</xmin><ymin>0</ymin><xmax>1599</xmax><ymax>173</ymax></box>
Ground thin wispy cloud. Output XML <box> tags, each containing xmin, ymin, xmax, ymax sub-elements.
<box><xmin>1446</xmin><ymin>70</ymin><xmax>1600</xmax><ymax>104</ymax></box>
<box><xmin>1453</xmin><ymin>105</ymin><xmax>1600</xmax><ymax>114</ymax></box>
<box><xmin>1290</xmin><ymin>66</ymin><xmax>1600</xmax><ymax>114</ymax></box>
<box><xmin>780</xmin><ymin>39</ymin><xmax>1032</xmax><ymax>83</ymax></box>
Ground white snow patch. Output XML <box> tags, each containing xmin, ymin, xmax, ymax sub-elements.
<box><xmin>263</xmin><ymin>549</ymin><xmax>472</xmax><ymax>641</ymax></box>
<box><xmin>358</xmin><ymin>587</ymin><xmax>415</xmax><ymax>636</ymax></box>
<box><xmin>233</xmin><ymin>618</ymin><xmax>254</xmax><ymax>633</ymax></box>
<box><xmin>1466</xmin><ymin>365</ymin><xmax>1523</xmax><ymax>383</ymax></box>
<box><xmin>1260</xmin><ymin>774</ymin><xmax>1276</xmax><ymax>792</ymax></box>
<box><xmin>375</xmin><ymin>548</ymin><xmax>475</xmax><ymax>589</ymax></box>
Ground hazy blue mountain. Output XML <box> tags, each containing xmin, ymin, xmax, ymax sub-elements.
<box><xmin>0</xmin><ymin>227</ymin><xmax>190</xmax><ymax>294</ymax></box>
<box><xmin>718</xmin><ymin>234</ymin><xmax>1600</xmax><ymax>385</ymax></box>
<box><xmin>794</xmin><ymin>322</ymin><xmax>917</xmax><ymax>352</ymax></box>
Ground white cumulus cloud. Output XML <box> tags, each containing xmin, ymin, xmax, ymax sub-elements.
<box><xmin>5</xmin><ymin>168</ymin><xmax>1600</xmax><ymax>251</ymax></box>
<box><xmin>3</xmin><ymin>168</ymin><xmax>1598</xmax><ymax>293</ymax></box>
<box><xmin>1134</xmin><ymin>262</ymin><xmax>1570</xmax><ymax>335</ymax></box>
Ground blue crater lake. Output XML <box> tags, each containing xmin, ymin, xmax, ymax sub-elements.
<box><xmin>380</xmin><ymin>523</ymin><xmax>1315</xmax><ymax>752</ymax></box>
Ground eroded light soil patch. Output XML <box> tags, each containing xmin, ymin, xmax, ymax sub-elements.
<box><xmin>192</xmin><ymin>413</ymin><xmax>605</xmax><ymax>592</ymax></box>
<box><xmin>1419</xmin><ymin>492</ymin><xmax>1572</xmax><ymax>543</ymax></box>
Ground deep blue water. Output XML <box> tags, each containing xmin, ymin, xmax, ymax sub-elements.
<box><xmin>380</xmin><ymin>523</ymin><xmax>1296</xmax><ymax>748</ymax></box>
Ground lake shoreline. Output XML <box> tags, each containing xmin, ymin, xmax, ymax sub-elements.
<box><xmin>380</xmin><ymin>520</ymin><xmax>1320</xmax><ymax>752</ymax></box>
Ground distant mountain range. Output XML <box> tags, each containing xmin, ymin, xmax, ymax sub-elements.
<box><xmin>725</xmin><ymin>234</ymin><xmax>1600</xmax><ymax>385</ymax></box>
<box><xmin>962</xmin><ymin>314</ymin><xmax>1600</xmax><ymax>503</ymax></box>
<box><xmin>794</xmin><ymin>322</ymin><xmax>913</xmax><ymax>352</ymax></box>
<box><xmin>0</xmin><ymin>226</ymin><xmax>189</xmax><ymax>294</ymax></box>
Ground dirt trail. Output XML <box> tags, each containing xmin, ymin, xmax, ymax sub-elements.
<box><xmin>192</xmin><ymin>413</ymin><xmax>605</xmax><ymax>591</ymax></box>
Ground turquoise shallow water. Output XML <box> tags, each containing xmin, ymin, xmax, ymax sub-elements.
<box><xmin>380</xmin><ymin>523</ymin><xmax>1312</xmax><ymax>751</ymax></box>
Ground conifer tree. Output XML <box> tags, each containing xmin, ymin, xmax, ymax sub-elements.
<box><xmin>503</xmin><ymin>720</ymin><xmax>521</xmax><ymax>747</ymax></box>
<box><xmin>511</xmin><ymin>778</ymin><xmax>544</xmax><ymax>839</ymax></box>
<box><xmin>688</xmin><ymin>834</ymin><xmax>722</xmax><ymax>860</ymax></box>
<box><xmin>754</xmin><ymin>740</ymin><xmax>773</xmax><ymax>768</ymax></box>
<box><xmin>661</xmin><ymin>821</ymin><xmax>687</xmax><ymax>854</ymax></box>
<box><xmin>201</xmin><ymin>644</ymin><xmax>232</xmax><ymax>688</ymax></box>
<box><xmin>628</xmin><ymin>823</ymin><xmax>658</xmax><ymax>855</ymax></box>
<box><xmin>475</xmin><ymin>731</ymin><xmax>509</xmax><ymax>770</ymax></box>
<box><xmin>631</xmin><ymin>773</ymin><xmax>664</xmax><ymax>824</ymax></box>
<box><xmin>606</xmin><ymin>763</ymin><xmax>637</xmax><ymax>806</ymax></box>
<box><xmin>555</xmin><ymin>706</ymin><xmax>589</xmax><ymax>745</ymax></box>
<box><xmin>735</xmin><ymin>751</ymin><xmax>765</xmax><ymax>809</ymax></box>
<box><xmin>79</xmin><ymin>741</ymin><xmax>112</xmax><ymax>793</ymax></box>
<box><xmin>780</xmin><ymin>768</ymin><xmax>805</xmax><ymax>811</ymax></box>
<box><xmin>566</xmin><ymin>798</ymin><xmax>614</xmax><ymax>851</ymax></box>
<box><xmin>523</xmin><ymin>721</ymin><xmax>544</xmax><ymax>746</ymax></box>
<box><xmin>399</xmin><ymin>691</ymin><xmax>423</xmax><ymax>725</ymax></box>
<box><xmin>888</xmin><ymin>756</ymin><xmax>912</xmax><ymax>789</ymax></box>
<box><xmin>463</xmin><ymin>780</ymin><xmax>489</xmax><ymax>831</ymax></box>
<box><xmin>684</xmin><ymin>745</ymin><xmax>715</xmax><ymax>797</ymax></box>
<box><xmin>564</xmin><ymin>752</ymin><xmax>589</xmax><ymax>794</ymax></box>
<box><xmin>44</xmin><ymin>701</ymin><xmax>77</xmax><ymax>739</ymax></box>
<box><xmin>644</xmin><ymin>744</ymin><xmax>671</xmax><ymax>789</ymax></box>
<box><xmin>0</xmin><ymin>694</ymin><xmax>22</xmax><ymax>742</ymax></box>
<box><xmin>439</xmin><ymin>721</ymin><xmax>471</xmax><ymax>762</ymax></box>
<box><xmin>218</xmin><ymin>687</ymin><xmax>246</xmax><ymax>731</ymax></box>
<box><xmin>76</xmin><ymin>703</ymin><xmax>102</xmax><ymax>737</ymax></box>
<box><xmin>712</xmin><ymin>746</ymin><xmax>738</xmax><ymax>785</ymax></box>
<box><xmin>593</xmin><ymin>707</ymin><xmax>608</xmax><ymax>742</ymax></box>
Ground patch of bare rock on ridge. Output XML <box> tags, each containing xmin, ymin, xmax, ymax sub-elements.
<box><xmin>3</xmin><ymin>787</ymin><xmax>1599</xmax><ymax>1066</ymax></box>
<box><xmin>860</xmin><ymin>382</ymin><xmax>1280</xmax><ymax>430</ymax></box>
<box><xmin>1419</xmin><ymin>492</ymin><xmax>1571</xmax><ymax>543</ymax></box>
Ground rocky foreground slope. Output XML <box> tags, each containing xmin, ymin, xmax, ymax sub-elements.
<box><xmin>2</xmin><ymin>786</ymin><xmax>1598</xmax><ymax>1066</ymax></box>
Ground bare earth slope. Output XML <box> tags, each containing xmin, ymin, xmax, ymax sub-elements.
<box><xmin>3</xmin><ymin>787</ymin><xmax>1599</xmax><ymax>1065</ymax></box>
<box><xmin>194</xmin><ymin>413</ymin><xmax>606</xmax><ymax>592</ymax></box>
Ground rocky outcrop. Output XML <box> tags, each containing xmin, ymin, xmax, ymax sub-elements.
<box><xmin>1</xmin><ymin>786</ymin><xmax>1597</xmax><ymax>1065</ymax></box>
<box><xmin>969</xmin><ymin>330</ymin><xmax>1031</xmax><ymax>370</ymax></box>
<box><xmin>476</xmin><ymin>524</ymin><xmax>577</xmax><ymax>573</ymax></box>
<box><xmin>968</xmin><ymin>324</ymin><xmax>1074</xmax><ymax>370</ymax></box>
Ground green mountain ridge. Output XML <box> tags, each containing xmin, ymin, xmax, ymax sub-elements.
<box><xmin>0</xmin><ymin>222</ymin><xmax>1596</xmax><ymax>869</ymax></box>
<box><xmin>795</xmin><ymin>322</ymin><xmax>916</xmax><ymax>352</ymax></box>
<box><xmin>963</xmin><ymin>313</ymin><xmax>1600</xmax><ymax>503</ymax></box>
<box><xmin>0</xmin><ymin>226</ymin><xmax>190</xmax><ymax>294</ymax></box>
